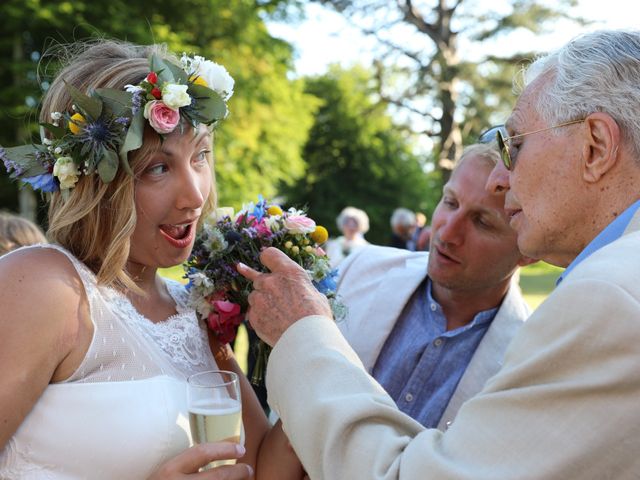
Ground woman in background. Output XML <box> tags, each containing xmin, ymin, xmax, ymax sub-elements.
<box><xmin>325</xmin><ymin>206</ymin><xmax>370</xmax><ymax>267</ymax></box>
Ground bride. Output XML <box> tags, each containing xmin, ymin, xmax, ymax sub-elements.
<box><xmin>0</xmin><ymin>40</ymin><xmax>304</xmax><ymax>479</ymax></box>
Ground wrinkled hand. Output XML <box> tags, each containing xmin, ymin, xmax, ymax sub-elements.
<box><xmin>237</xmin><ymin>247</ymin><xmax>333</xmax><ymax>346</ymax></box>
<box><xmin>147</xmin><ymin>443</ymin><xmax>252</xmax><ymax>479</ymax></box>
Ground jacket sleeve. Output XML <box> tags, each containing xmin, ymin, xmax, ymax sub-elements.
<box><xmin>266</xmin><ymin>278</ymin><xmax>640</xmax><ymax>480</ymax></box>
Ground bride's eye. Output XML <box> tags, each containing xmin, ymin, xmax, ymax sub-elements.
<box><xmin>196</xmin><ymin>150</ymin><xmax>211</xmax><ymax>163</ymax></box>
<box><xmin>146</xmin><ymin>163</ymin><xmax>168</xmax><ymax>176</ymax></box>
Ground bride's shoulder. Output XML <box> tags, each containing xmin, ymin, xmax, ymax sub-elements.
<box><xmin>0</xmin><ymin>245</ymin><xmax>86</xmax><ymax>301</ymax></box>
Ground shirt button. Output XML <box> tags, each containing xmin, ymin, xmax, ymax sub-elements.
<box><xmin>430</xmin><ymin>303</ymin><xmax>437</xmax><ymax>311</ymax></box>
<box><xmin>405</xmin><ymin>393</ymin><xmax>414</xmax><ymax>402</ymax></box>
<box><xmin>433</xmin><ymin>338</ymin><xmax>443</xmax><ymax>347</ymax></box>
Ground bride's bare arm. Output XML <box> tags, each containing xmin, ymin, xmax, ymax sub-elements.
<box><xmin>0</xmin><ymin>249</ymin><xmax>91</xmax><ymax>449</ymax></box>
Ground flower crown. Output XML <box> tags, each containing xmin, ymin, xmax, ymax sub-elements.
<box><xmin>0</xmin><ymin>53</ymin><xmax>234</xmax><ymax>193</ymax></box>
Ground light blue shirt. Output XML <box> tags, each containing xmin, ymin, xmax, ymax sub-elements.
<box><xmin>372</xmin><ymin>278</ymin><xmax>497</xmax><ymax>428</ymax></box>
<box><xmin>558</xmin><ymin>199</ymin><xmax>640</xmax><ymax>284</ymax></box>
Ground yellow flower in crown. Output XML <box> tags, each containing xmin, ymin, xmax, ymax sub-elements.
<box><xmin>311</xmin><ymin>225</ymin><xmax>329</xmax><ymax>244</ymax></box>
<box><xmin>68</xmin><ymin>113</ymin><xmax>86</xmax><ymax>135</ymax></box>
<box><xmin>189</xmin><ymin>75</ymin><xmax>209</xmax><ymax>87</ymax></box>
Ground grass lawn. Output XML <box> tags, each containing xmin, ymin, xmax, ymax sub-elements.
<box><xmin>519</xmin><ymin>261</ymin><xmax>564</xmax><ymax>310</ymax></box>
<box><xmin>159</xmin><ymin>260</ymin><xmax>564</xmax><ymax>373</ymax></box>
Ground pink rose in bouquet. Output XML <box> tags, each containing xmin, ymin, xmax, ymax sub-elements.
<box><xmin>284</xmin><ymin>215</ymin><xmax>316</xmax><ymax>234</ymax></box>
<box><xmin>186</xmin><ymin>196</ymin><xmax>344</xmax><ymax>384</ymax></box>
<box><xmin>207</xmin><ymin>300</ymin><xmax>243</xmax><ymax>344</ymax></box>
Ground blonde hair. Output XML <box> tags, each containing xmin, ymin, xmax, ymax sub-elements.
<box><xmin>41</xmin><ymin>40</ymin><xmax>216</xmax><ymax>292</ymax></box>
<box><xmin>454</xmin><ymin>143</ymin><xmax>500</xmax><ymax>170</ymax></box>
<box><xmin>0</xmin><ymin>212</ymin><xmax>47</xmax><ymax>256</ymax></box>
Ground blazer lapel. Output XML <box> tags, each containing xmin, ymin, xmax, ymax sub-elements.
<box><xmin>346</xmin><ymin>255</ymin><xmax>428</xmax><ymax>372</ymax></box>
<box><xmin>437</xmin><ymin>280</ymin><xmax>529</xmax><ymax>430</ymax></box>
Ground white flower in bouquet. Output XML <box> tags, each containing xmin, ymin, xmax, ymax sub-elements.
<box><xmin>189</xmin><ymin>290</ymin><xmax>215</xmax><ymax>318</ymax></box>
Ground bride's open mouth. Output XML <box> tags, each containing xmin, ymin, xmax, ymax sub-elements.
<box><xmin>159</xmin><ymin>222</ymin><xmax>195</xmax><ymax>248</ymax></box>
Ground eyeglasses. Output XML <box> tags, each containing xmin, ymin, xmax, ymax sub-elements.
<box><xmin>495</xmin><ymin>119</ymin><xmax>585</xmax><ymax>170</ymax></box>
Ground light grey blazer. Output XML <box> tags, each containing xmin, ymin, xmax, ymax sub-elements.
<box><xmin>266</xmin><ymin>210</ymin><xmax>640</xmax><ymax>479</ymax></box>
<box><xmin>335</xmin><ymin>245</ymin><xmax>530</xmax><ymax>429</ymax></box>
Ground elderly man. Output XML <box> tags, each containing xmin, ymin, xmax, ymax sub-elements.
<box><xmin>337</xmin><ymin>144</ymin><xmax>531</xmax><ymax>429</ymax></box>
<box><xmin>239</xmin><ymin>30</ymin><xmax>640</xmax><ymax>479</ymax></box>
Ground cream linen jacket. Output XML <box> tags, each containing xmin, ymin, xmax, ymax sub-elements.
<box><xmin>266</xmin><ymin>211</ymin><xmax>640</xmax><ymax>479</ymax></box>
<box><xmin>335</xmin><ymin>245</ymin><xmax>529</xmax><ymax>430</ymax></box>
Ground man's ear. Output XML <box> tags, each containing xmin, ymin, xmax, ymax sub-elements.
<box><xmin>581</xmin><ymin>112</ymin><xmax>620</xmax><ymax>183</ymax></box>
<box><xmin>517</xmin><ymin>256</ymin><xmax>538</xmax><ymax>268</ymax></box>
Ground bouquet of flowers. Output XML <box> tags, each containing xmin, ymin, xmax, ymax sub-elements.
<box><xmin>185</xmin><ymin>196</ymin><xmax>345</xmax><ymax>384</ymax></box>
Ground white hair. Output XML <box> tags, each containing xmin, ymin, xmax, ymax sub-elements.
<box><xmin>390</xmin><ymin>208</ymin><xmax>416</xmax><ymax>229</ymax></box>
<box><xmin>336</xmin><ymin>206</ymin><xmax>370</xmax><ymax>233</ymax></box>
<box><xmin>523</xmin><ymin>29</ymin><xmax>640</xmax><ymax>158</ymax></box>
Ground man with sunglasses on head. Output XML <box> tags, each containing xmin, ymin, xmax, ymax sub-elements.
<box><xmin>238</xmin><ymin>29</ymin><xmax>640</xmax><ymax>479</ymax></box>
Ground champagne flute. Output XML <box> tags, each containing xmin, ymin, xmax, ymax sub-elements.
<box><xmin>187</xmin><ymin>370</ymin><xmax>243</xmax><ymax>468</ymax></box>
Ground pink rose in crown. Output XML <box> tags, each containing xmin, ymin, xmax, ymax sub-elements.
<box><xmin>207</xmin><ymin>300</ymin><xmax>243</xmax><ymax>344</ymax></box>
<box><xmin>284</xmin><ymin>215</ymin><xmax>316</xmax><ymax>234</ymax></box>
<box><xmin>143</xmin><ymin>100</ymin><xmax>180</xmax><ymax>134</ymax></box>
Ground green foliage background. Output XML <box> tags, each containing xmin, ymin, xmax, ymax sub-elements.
<box><xmin>0</xmin><ymin>0</ymin><xmax>584</xmax><ymax>245</ymax></box>
<box><xmin>283</xmin><ymin>65</ymin><xmax>438</xmax><ymax>244</ymax></box>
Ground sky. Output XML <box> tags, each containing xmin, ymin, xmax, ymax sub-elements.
<box><xmin>267</xmin><ymin>0</ymin><xmax>638</xmax><ymax>76</ymax></box>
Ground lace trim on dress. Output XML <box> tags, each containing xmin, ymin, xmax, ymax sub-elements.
<box><xmin>105</xmin><ymin>280</ymin><xmax>213</xmax><ymax>376</ymax></box>
<box><xmin>0</xmin><ymin>438</ymin><xmax>57</xmax><ymax>480</ymax></box>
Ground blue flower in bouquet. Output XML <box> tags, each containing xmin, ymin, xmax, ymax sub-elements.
<box><xmin>314</xmin><ymin>269</ymin><xmax>338</xmax><ymax>295</ymax></box>
<box><xmin>185</xmin><ymin>197</ymin><xmax>344</xmax><ymax>384</ymax></box>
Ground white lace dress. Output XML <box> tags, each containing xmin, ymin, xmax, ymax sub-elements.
<box><xmin>0</xmin><ymin>244</ymin><xmax>219</xmax><ymax>479</ymax></box>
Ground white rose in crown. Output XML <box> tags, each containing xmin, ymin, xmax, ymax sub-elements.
<box><xmin>53</xmin><ymin>157</ymin><xmax>80</xmax><ymax>190</ymax></box>
<box><xmin>161</xmin><ymin>84</ymin><xmax>192</xmax><ymax>110</ymax></box>
<box><xmin>187</xmin><ymin>55</ymin><xmax>235</xmax><ymax>101</ymax></box>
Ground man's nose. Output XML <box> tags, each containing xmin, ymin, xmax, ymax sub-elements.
<box><xmin>437</xmin><ymin>213</ymin><xmax>464</xmax><ymax>246</ymax></box>
<box><xmin>486</xmin><ymin>161</ymin><xmax>510</xmax><ymax>195</ymax></box>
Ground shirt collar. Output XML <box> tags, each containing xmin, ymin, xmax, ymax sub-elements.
<box><xmin>558</xmin><ymin>199</ymin><xmax>640</xmax><ymax>284</ymax></box>
<box><xmin>426</xmin><ymin>278</ymin><xmax>497</xmax><ymax>331</ymax></box>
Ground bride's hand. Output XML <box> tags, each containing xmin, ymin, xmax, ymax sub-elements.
<box><xmin>147</xmin><ymin>442</ymin><xmax>253</xmax><ymax>479</ymax></box>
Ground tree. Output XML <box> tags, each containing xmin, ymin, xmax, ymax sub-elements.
<box><xmin>0</xmin><ymin>0</ymin><xmax>314</xmax><ymax>219</ymax></box>
<box><xmin>314</xmin><ymin>0</ymin><xmax>586</xmax><ymax>179</ymax></box>
<box><xmin>283</xmin><ymin>65</ymin><xmax>438</xmax><ymax>245</ymax></box>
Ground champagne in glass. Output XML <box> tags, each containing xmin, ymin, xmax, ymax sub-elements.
<box><xmin>187</xmin><ymin>370</ymin><xmax>243</xmax><ymax>468</ymax></box>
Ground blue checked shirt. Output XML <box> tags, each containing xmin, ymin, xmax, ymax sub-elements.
<box><xmin>372</xmin><ymin>278</ymin><xmax>497</xmax><ymax>428</ymax></box>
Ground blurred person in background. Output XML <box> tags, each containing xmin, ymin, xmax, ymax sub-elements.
<box><xmin>389</xmin><ymin>207</ymin><xmax>417</xmax><ymax>250</ymax></box>
<box><xmin>325</xmin><ymin>206</ymin><xmax>370</xmax><ymax>268</ymax></box>
<box><xmin>414</xmin><ymin>212</ymin><xmax>432</xmax><ymax>251</ymax></box>
<box><xmin>0</xmin><ymin>212</ymin><xmax>47</xmax><ymax>256</ymax></box>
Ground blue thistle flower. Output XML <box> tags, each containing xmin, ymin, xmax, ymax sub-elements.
<box><xmin>131</xmin><ymin>90</ymin><xmax>144</xmax><ymax>115</ymax></box>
